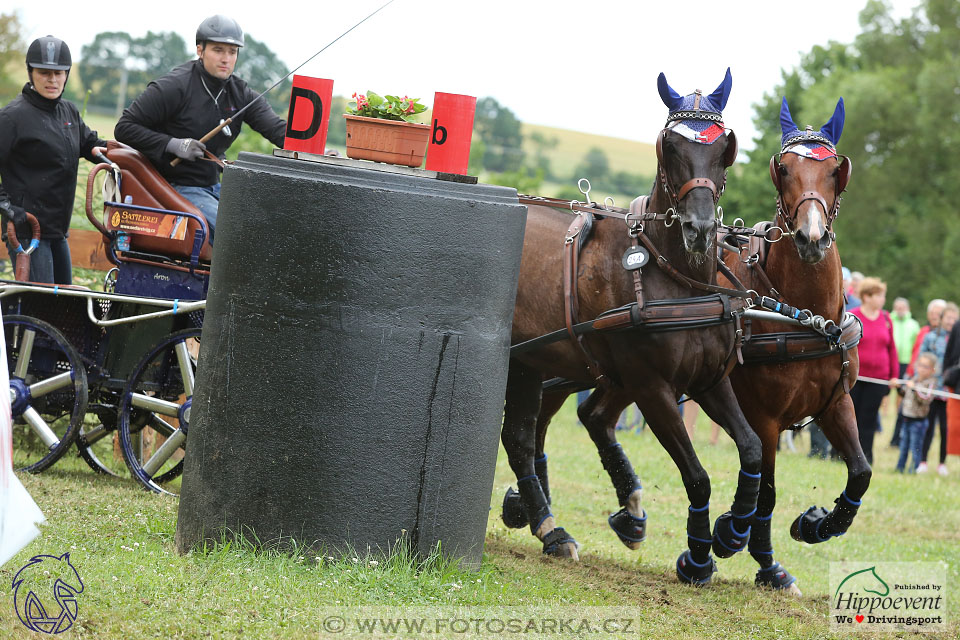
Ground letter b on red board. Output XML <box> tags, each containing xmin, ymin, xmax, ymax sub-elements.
<box><xmin>283</xmin><ymin>75</ymin><xmax>334</xmax><ymax>155</ymax></box>
<box><xmin>425</xmin><ymin>93</ymin><xmax>476</xmax><ymax>175</ymax></box>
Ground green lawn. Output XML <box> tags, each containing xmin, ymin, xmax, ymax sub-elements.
<box><xmin>3</xmin><ymin>396</ymin><xmax>957</xmax><ymax>639</ymax></box>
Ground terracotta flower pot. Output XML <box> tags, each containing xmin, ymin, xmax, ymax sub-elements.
<box><xmin>344</xmin><ymin>115</ymin><xmax>431</xmax><ymax>167</ymax></box>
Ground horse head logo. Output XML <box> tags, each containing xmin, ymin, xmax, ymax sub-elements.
<box><xmin>12</xmin><ymin>553</ymin><xmax>84</xmax><ymax>634</ymax></box>
<box><xmin>835</xmin><ymin>566</ymin><xmax>890</xmax><ymax>600</ymax></box>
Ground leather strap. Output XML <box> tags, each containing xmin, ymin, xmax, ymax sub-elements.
<box><xmin>563</xmin><ymin>213</ymin><xmax>608</xmax><ymax>385</ymax></box>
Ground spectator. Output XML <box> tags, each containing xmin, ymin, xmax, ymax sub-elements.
<box><xmin>906</xmin><ymin>299</ymin><xmax>946</xmax><ymax>377</ymax></box>
<box><xmin>889</xmin><ymin>297</ymin><xmax>921</xmax><ymax>446</ymax></box>
<box><xmin>843</xmin><ymin>266</ymin><xmax>860</xmax><ymax>310</ymax></box>
<box><xmin>916</xmin><ymin>303</ymin><xmax>958</xmax><ymax>474</ymax></box>
<box><xmin>850</xmin><ymin>277</ymin><xmax>898</xmax><ymax>465</ymax></box>
<box><xmin>849</xmin><ymin>271</ymin><xmax>865</xmax><ymax>310</ymax></box>
<box><xmin>941</xmin><ymin>319</ymin><xmax>960</xmax><ymax>469</ymax></box>
<box><xmin>895</xmin><ymin>353</ymin><xmax>937</xmax><ymax>473</ymax></box>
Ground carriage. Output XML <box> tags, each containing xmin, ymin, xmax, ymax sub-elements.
<box><xmin>5</xmin><ymin>141</ymin><xmax>210</xmax><ymax>495</ymax></box>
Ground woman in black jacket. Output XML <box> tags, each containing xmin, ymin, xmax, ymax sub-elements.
<box><xmin>0</xmin><ymin>35</ymin><xmax>106</xmax><ymax>284</ymax></box>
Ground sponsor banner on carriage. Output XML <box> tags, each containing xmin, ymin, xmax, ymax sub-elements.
<box><xmin>105</xmin><ymin>206</ymin><xmax>187</xmax><ymax>240</ymax></box>
<box><xmin>830</xmin><ymin>562</ymin><xmax>946</xmax><ymax>633</ymax></box>
<box><xmin>317</xmin><ymin>605</ymin><xmax>647</xmax><ymax>638</ymax></box>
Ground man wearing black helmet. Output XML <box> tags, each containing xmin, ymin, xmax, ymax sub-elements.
<box><xmin>0</xmin><ymin>35</ymin><xmax>107</xmax><ymax>283</ymax></box>
<box><xmin>115</xmin><ymin>15</ymin><xmax>286</xmax><ymax>243</ymax></box>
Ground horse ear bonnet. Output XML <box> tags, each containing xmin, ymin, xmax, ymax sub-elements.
<box><xmin>659</xmin><ymin>68</ymin><xmax>734</xmax><ymax>158</ymax></box>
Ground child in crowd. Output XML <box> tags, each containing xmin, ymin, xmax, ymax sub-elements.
<box><xmin>896</xmin><ymin>353</ymin><xmax>937</xmax><ymax>473</ymax></box>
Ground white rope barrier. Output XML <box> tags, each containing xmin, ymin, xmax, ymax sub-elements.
<box><xmin>857</xmin><ymin>375</ymin><xmax>960</xmax><ymax>401</ymax></box>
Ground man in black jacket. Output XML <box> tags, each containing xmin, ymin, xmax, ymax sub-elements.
<box><xmin>0</xmin><ymin>35</ymin><xmax>106</xmax><ymax>283</ymax></box>
<box><xmin>115</xmin><ymin>15</ymin><xmax>286</xmax><ymax>243</ymax></box>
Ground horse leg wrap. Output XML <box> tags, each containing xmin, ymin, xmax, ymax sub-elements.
<box><xmin>819</xmin><ymin>492</ymin><xmax>862</xmax><ymax>538</ymax></box>
<box><xmin>711</xmin><ymin>470</ymin><xmax>759</xmax><ymax>558</ymax></box>
<box><xmin>686</xmin><ymin>502</ymin><xmax>712</xmax><ymax>563</ymax></box>
<box><xmin>516</xmin><ymin>475</ymin><xmax>552</xmax><ymax>536</ymax></box>
<box><xmin>755</xmin><ymin>561</ymin><xmax>798</xmax><ymax>591</ymax></box>
<box><xmin>608</xmin><ymin>507</ymin><xmax>647</xmax><ymax>548</ymax></box>
<box><xmin>712</xmin><ymin>511</ymin><xmax>751</xmax><ymax>558</ymax></box>
<box><xmin>676</xmin><ymin>548</ymin><xmax>717</xmax><ymax>586</ymax></box>
<box><xmin>535</xmin><ymin>454</ymin><xmax>551</xmax><ymax>505</ymax></box>
<box><xmin>748</xmin><ymin>512</ymin><xmax>776</xmax><ymax>568</ymax></box>
<box><xmin>501</xmin><ymin>487</ymin><xmax>528</xmax><ymax>529</ymax></box>
<box><xmin>541</xmin><ymin>526</ymin><xmax>579</xmax><ymax>558</ymax></box>
<box><xmin>598</xmin><ymin>443</ymin><xmax>642</xmax><ymax>506</ymax></box>
<box><xmin>790</xmin><ymin>506</ymin><xmax>831</xmax><ymax>544</ymax></box>
<box><xmin>501</xmin><ymin>455</ymin><xmax>550</xmax><ymax>530</ymax></box>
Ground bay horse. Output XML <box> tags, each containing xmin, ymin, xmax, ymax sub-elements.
<box><xmin>505</xmin><ymin>96</ymin><xmax>866</xmax><ymax>594</ymax></box>
<box><xmin>503</xmin><ymin>69</ymin><xmax>762</xmax><ymax>585</ymax></box>
<box><xmin>717</xmin><ymin>96</ymin><xmax>867</xmax><ymax>594</ymax></box>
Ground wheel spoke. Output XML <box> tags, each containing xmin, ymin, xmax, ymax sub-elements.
<box><xmin>130</xmin><ymin>392</ymin><xmax>180</xmax><ymax>417</ymax></box>
<box><xmin>148</xmin><ymin>414</ymin><xmax>177</xmax><ymax>438</ymax></box>
<box><xmin>22</xmin><ymin>406</ymin><xmax>60</xmax><ymax>449</ymax></box>
<box><xmin>12</xmin><ymin>328</ymin><xmax>36</xmax><ymax>379</ymax></box>
<box><xmin>175</xmin><ymin>341</ymin><xmax>195</xmax><ymax>397</ymax></box>
<box><xmin>28</xmin><ymin>371</ymin><xmax>74</xmax><ymax>398</ymax></box>
<box><xmin>141</xmin><ymin>429</ymin><xmax>186</xmax><ymax>476</ymax></box>
<box><xmin>80</xmin><ymin>423</ymin><xmax>109</xmax><ymax>444</ymax></box>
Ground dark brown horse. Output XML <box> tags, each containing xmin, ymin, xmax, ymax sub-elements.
<box><xmin>507</xmin><ymin>96</ymin><xmax>867</xmax><ymax>594</ymax></box>
<box><xmin>502</xmin><ymin>70</ymin><xmax>761</xmax><ymax>585</ymax></box>
<box><xmin>718</xmin><ymin>96</ymin><xmax>867</xmax><ymax>595</ymax></box>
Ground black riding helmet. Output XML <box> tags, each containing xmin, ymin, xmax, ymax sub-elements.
<box><xmin>26</xmin><ymin>35</ymin><xmax>72</xmax><ymax>71</ymax></box>
<box><xmin>196</xmin><ymin>15</ymin><xmax>244</xmax><ymax>48</ymax></box>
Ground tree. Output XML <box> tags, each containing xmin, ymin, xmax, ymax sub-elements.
<box><xmin>729</xmin><ymin>0</ymin><xmax>960</xmax><ymax>311</ymax></box>
<box><xmin>573</xmin><ymin>147</ymin><xmax>610</xmax><ymax>182</ymax></box>
<box><xmin>473</xmin><ymin>96</ymin><xmax>525</xmax><ymax>172</ymax></box>
<box><xmin>0</xmin><ymin>12</ymin><xmax>25</xmax><ymax>100</ymax></box>
<box><xmin>234</xmin><ymin>35</ymin><xmax>290</xmax><ymax>117</ymax></box>
<box><xmin>528</xmin><ymin>130</ymin><xmax>558</xmax><ymax>178</ymax></box>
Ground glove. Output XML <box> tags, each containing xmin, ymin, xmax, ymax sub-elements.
<box><xmin>166</xmin><ymin>137</ymin><xmax>206</xmax><ymax>161</ymax></box>
<box><xmin>0</xmin><ymin>198</ymin><xmax>26</xmax><ymax>226</ymax></box>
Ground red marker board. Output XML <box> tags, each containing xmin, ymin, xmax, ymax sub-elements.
<box><xmin>283</xmin><ymin>75</ymin><xmax>334</xmax><ymax>155</ymax></box>
<box><xmin>424</xmin><ymin>92</ymin><xmax>476</xmax><ymax>175</ymax></box>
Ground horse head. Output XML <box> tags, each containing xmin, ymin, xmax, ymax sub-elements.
<box><xmin>770</xmin><ymin>97</ymin><xmax>852</xmax><ymax>264</ymax></box>
<box><xmin>657</xmin><ymin>69</ymin><xmax>738</xmax><ymax>255</ymax></box>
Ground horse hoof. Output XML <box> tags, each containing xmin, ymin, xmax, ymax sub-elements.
<box><xmin>608</xmin><ymin>507</ymin><xmax>646</xmax><ymax>549</ymax></box>
<box><xmin>755</xmin><ymin>562</ymin><xmax>800</xmax><ymax>595</ymax></box>
<box><xmin>711</xmin><ymin>511</ymin><xmax>750</xmax><ymax>559</ymax></box>
<box><xmin>790</xmin><ymin>506</ymin><xmax>831</xmax><ymax>544</ymax></box>
<box><xmin>676</xmin><ymin>549</ymin><xmax>716</xmax><ymax>586</ymax></box>
<box><xmin>502</xmin><ymin>487</ymin><xmax>529</xmax><ymax>529</ymax></box>
<box><xmin>542</xmin><ymin>527</ymin><xmax>579</xmax><ymax>560</ymax></box>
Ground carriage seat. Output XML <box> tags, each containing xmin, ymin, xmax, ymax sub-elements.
<box><xmin>104</xmin><ymin>141</ymin><xmax>213</xmax><ymax>263</ymax></box>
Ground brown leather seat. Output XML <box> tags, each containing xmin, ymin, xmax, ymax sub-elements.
<box><xmin>105</xmin><ymin>140</ymin><xmax>213</xmax><ymax>262</ymax></box>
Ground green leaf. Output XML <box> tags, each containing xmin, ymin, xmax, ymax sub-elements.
<box><xmin>367</xmin><ymin>91</ymin><xmax>384</xmax><ymax>107</ymax></box>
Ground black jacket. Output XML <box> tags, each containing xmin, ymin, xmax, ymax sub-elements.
<box><xmin>115</xmin><ymin>59</ymin><xmax>286</xmax><ymax>187</ymax></box>
<box><xmin>0</xmin><ymin>84</ymin><xmax>105</xmax><ymax>239</ymax></box>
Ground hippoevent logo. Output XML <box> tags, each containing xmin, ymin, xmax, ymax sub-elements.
<box><xmin>830</xmin><ymin>562</ymin><xmax>946</xmax><ymax>633</ymax></box>
<box><xmin>12</xmin><ymin>553</ymin><xmax>84</xmax><ymax>634</ymax></box>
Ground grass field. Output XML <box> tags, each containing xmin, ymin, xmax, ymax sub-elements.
<box><xmin>2</xmin><ymin>397</ymin><xmax>957</xmax><ymax>639</ymax></box>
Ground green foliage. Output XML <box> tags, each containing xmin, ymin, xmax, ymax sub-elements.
<box><xmin>474</xmin><ymin>96</ymin><xmax>525</xmax><ymax>172</ymax></box>
<box><xmin>234</xmin><ymin>35</ymin><xmax>291</xmax><ymax>117</ymax></box>
<box><xmin>727</xmin><ymin>0</ymin><xmax>960</xmax><ymax>311</ymax></box>
<box><xmin>346</xmin><ymin>91</ymin><xmax>427</xmax><ymax>122</ymax></box>
<box><xmin>485</xmin><ymin>167</ymin><xmax>544</xmax><ymax>194</ymax></box>
<box><xmin>0</xmin><ymin>11</ymin><xmax>25</xmax><ymax>99</ymax></box>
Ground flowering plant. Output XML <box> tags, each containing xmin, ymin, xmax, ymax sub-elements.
<box><xmin>346</xmin><ymin>91</ymin><xmax>428</xmax><ymax>122</ymax></box>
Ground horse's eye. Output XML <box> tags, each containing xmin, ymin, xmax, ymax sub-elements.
<box><xmin>778</xmin><ymin>164</ymin><xmax>788</xmax><ymax>177</ymax></box>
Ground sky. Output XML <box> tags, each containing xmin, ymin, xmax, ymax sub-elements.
<box><xmin>12</xmin><ymin>0</ymin><xmax>921</xmax><ymax>147</ymax></box>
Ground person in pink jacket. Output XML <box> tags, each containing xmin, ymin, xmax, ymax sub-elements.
<box><xmin>850</xmin><ymin>277</ymin><xmax>899</xmax><ymax>464</ymax></box>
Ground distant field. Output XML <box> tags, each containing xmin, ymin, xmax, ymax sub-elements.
<box><xmin>521</xmin><ymin>122</ymin><xmax>657</xmax><ymax>181</ymax></box>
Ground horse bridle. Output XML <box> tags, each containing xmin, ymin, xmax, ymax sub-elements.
<box><xmin>769</xmin><ymin>139</ymin><xmax>852</xmax><ymax>241</ymax></box>
<box><xmin>654</xmin><ymin>124</ymin><xmax>738</xmax><ymax>227</ymax></box>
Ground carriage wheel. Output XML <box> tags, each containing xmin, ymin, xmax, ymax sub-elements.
<box><xmin>4</xmin><ymin>315</ymin><xmax>88</xmax><ymax>473</ymax></box>
<box><xmin>76</xmin><ymin>404</ymin><xmax>149</xmax><ymax>477</ymax></box>
<box><xmin>118</xmin><ymin>328</ymin><xmax>201</xmax><ymax>494</ymax></box>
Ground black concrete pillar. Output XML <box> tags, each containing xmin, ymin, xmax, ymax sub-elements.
<box><xmin>175</xmin><ymin>153</ymin><xmax>526</xmax><ymax>569</ymax></box>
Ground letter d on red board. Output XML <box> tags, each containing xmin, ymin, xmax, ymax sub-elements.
<box><xmin>425</xmin><ymin>93</ymin><xmax>476</xmax><ymax>175</ymax></box>
<box><xmin>283</xmin><ymin>75</ymin><xmax>334</xmax><ymax>155</ymax></box>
